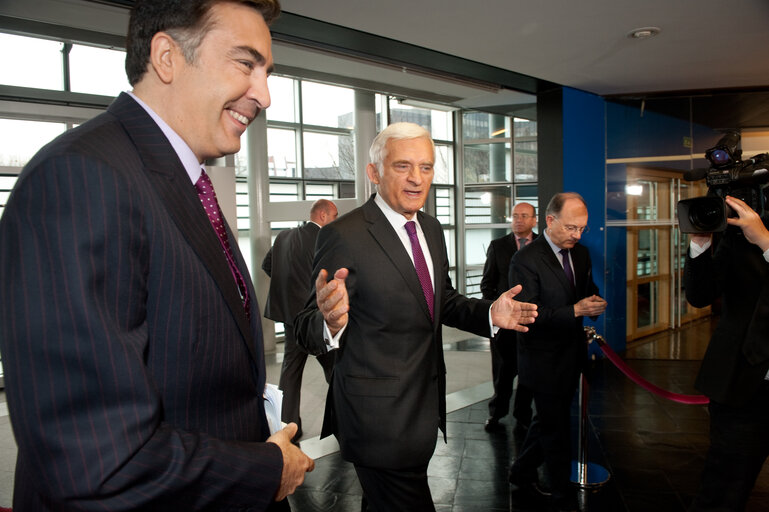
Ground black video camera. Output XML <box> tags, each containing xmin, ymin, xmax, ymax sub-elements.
<box><xmin>676</xmin><ymin>131</ymin><xmax>769</xmax><ymax>233</ymax></box>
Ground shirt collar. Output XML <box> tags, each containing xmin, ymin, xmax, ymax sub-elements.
<box><xmin>127</xmin><ymin>91</ymin><xmax>203</xmax><ymax>184</ymax></box>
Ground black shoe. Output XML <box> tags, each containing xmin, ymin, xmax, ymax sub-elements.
<box><xmin>484</xmin><ymin>417</ymin><xmax>503</xmax><ymax>432</ymax></box>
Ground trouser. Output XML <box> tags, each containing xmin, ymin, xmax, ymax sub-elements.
<box><xmin>690</xmin><ymin>380</ymin><xmax>769</xmax><ymax>511</ymax></box>
<box><xmin>355</xmin><ymin>464</ymin><xmax>435</xmax><ymax>512</ymax></box>
<box><xmin>279</xmin><ymin>325</ymin><xmax>336</xmax><ymax>431</ymax></box>
<box><xmin>488</xmin><ymin>330</ymin><xmax>533</xmax><ymax>426</ymax></box>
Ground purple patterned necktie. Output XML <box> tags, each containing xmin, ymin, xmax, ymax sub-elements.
<box><xmin>405</xmin><ymin>221</ymin><xmax>434</xmax><ymax>320</ymax></box>
<box><xmin>559</xmin><ymin>248</ymin><xmax>576</xmax><ymax>290</ymax></box>
<box><xmin>195</xmin><ymin>169</ymin><xmax>251</xmax><ymax>320</ymax></box>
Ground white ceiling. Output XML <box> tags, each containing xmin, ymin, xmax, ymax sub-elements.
<box><xmin>279</xmin><ymin>0</ymin><xmax>769</xmax><ymax>97</ymax></box>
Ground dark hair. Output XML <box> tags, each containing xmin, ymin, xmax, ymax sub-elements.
<box><xmin>125</xmin><ymin>0</ymin><xmax>281</xmax><ymax>86</ymax></box>
<box><xmin>545</xmin><ymin>192</ymin><xmax>587</xmax><ymax>217</ymax></box>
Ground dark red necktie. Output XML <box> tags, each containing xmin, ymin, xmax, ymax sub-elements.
<box><xmin>195</xmin><ymin>169</ymin><xmax>251</xmax><ymax>320</ymax></box>
<box><xmin>559</xmin><ymin>248</ymin><xmax>576</xmax><ymax>291</ymax></box>
<box><xmin>405</xmin><ymin>221</ymin><xmax>434</xmax><ymax>320</ymax></box>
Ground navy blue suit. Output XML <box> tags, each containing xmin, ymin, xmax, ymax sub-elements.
<box><xmin>0</xmin><ymin>93</ymin><xmax>284</xmax><ymax>511</ymax></box>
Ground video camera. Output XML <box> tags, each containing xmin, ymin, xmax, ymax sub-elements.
<box><xmin>676</xmin><ymin>131</ymin><xmax>769</xmax><ymax>233</ymax></box>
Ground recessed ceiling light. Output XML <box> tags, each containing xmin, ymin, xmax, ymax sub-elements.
<box><xmin>628</xmin><ymin>26</ymin><xmax>661</xmax><ymax>39</ymax></box>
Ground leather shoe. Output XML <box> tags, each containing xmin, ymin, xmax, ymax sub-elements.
<box><xmin>484</xmin><ymin>417</ymin><xmax>503</xmax><ymax>432</ymax></box>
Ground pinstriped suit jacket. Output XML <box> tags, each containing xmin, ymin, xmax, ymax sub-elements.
<box><xmin>0</xmin><ymin>93</ymin><xmax>284</xmax><ymax>511</ymax></box>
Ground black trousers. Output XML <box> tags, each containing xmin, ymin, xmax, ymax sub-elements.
<box><xmin>690</xmin><ymin>380</ymin><xmax>769</xmax><ymax>511</ymax></box>
<box><xmin>279</xmin><ymin>325</ymin><xmax>335</xmax><ymax>432</ymax></box>
<box><xmin>487</xmin><ymin>329</ymin><xmax>533</xmax><ymax>425</ymax></box>
<box><xmin>354</xmin><ymin>464</ymin><xmax>435</xmax><ymax>512</ymax></box>
<box><xmin>510</xmin><ymin>390</ymin><xmax>575</xmax><ymax>505</ymax></box>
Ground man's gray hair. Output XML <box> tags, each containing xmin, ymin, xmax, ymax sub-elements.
<box><xmin>368</xmin><ymin>122</ymin><xmax>434</xmax><ymax>172</ymax></box>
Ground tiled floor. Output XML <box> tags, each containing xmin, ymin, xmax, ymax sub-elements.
<box><xmin>1</xmin><ymin>320</ymin><xmax>768</xmax><ymax>510</ymax></box>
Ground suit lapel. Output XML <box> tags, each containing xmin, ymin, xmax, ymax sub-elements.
<box><xmin>535</xmin><ymin>236</ymin><xmax>576</xmax><ymax>298</ymax></box>
<box><xmin>363</xmin><ymin>198</ymin><xmax>433</xmax><ymax>322</ymax></box>
<box><xmin>110</xmin><ymin>94</ymin><xmax>259</xmax><ymax>366</ymax></box>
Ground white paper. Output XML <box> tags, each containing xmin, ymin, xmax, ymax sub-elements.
<box><xmin>263</xmin><ymin>383</ymin><xmax>284</xmax><ymax>435</ymax></box>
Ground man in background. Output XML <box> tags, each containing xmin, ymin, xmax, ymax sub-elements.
<box><xmin>508</xmin><ymin>192</ymin><xmax>606</xmax><ymax>512</ymax></box>
<box><xmin>295</xmin><ymin>122</ymin><xmax>538</xmax><ymax>511</ymax></box>
<box><xmin>481</xmin><ymin>201</ymin><xmax>537</xmax><ymax>433</ymax></box>
<box><xmin>262</xmin><ymin>199</ymin><xmax>338</xmax><ymax>440</ymax></box>
<box><xmin>685</xmin><ymin>195</ymin><xmax>769</xmax><ymax>511</ymax></box>
<box><xmin>0</xmin><ymin>1</ymin><xmax>314</xmax><ymax>509</ymax></box>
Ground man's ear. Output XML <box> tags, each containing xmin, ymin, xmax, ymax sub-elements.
<box><xmin>148</xmin><ymin>32</ymin><xmax>178</xmax><ymax>84</ymax></box>
<box><xmin>366</xmin><ymin>163</ymin><xmax>380</xmax><ymax>184</ymax></box>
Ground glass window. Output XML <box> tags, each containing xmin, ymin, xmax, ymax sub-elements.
<box><xmin>69</xmin><ymin>44</ymin><xmax>129</xmax><ymax>96</ymax></box>
<box><xmin>306</xmin><ymin>183</ymin><xmax>334</xmax><ymax>200</ymax></box>
<box><xmin>433</xmin><ymin>144</ymin><xmax>454</xmax><ymax>185</ymax></box>
<box><xmin>388</xmin><ymin>99</ymin><xmax>454</xmax><ymax>142</ymax></box>
<box><xmin>303</xmin><ymin>131</ymin><xmax>354</xmax><ymax>180</ymax></box>
<box><xmin>463</xmin><ymin>112</ymin><xmax>510</xmax><ymax>140</ymax></box>
<box><xmin>0</xmin><ymin>119</ymin><xmax>67</xmax><ymax>167</ymax></box>
<box><xmin>266</xmin><ymin>75</ymin><xmax>297</xmax><ymax>123</ymax></box>
<box><xmin>267</xmin><ymin>128</ymin><xmax>298</xmax><ymax>177</ymax></box>
<box><xmin>0</xmin><ymin>33</ymin><xmax>63</xmax><ymax>90</ymax></box>
<box><xmin>464</xmin><ymin>185</ymin><xmax>512</xmax><ymax>224</ymax></box>
<box><xmin>269</xmin><ymin>182</ymin><xmax>300</xmax><ymax>202</ymax></box>
<box><xmin>301</xmin><ymin>82</ymin><xmax>354</xmax><ymax>128</ymax></box>
<box><xmin>434</xmin><ymin>187</ymin><xmax>454</xmax><ymax>226</ymax></box>
<box><xmin>464</xmin><ymin>142</ymin><xmax>511</xmax><ymax>183</ymax></box>
<box><xmin>465</xmin><ymin>228</ymin><xmax>493</xmax><ymax>266</ymax></box>
<box><xmin>235</xmin><ymin>180</ymin><xmax>250</xmax><ymax>231</ymax></box>
<box><xmin>514</xmin><ymin>140</ymin><xmax>537</xmax><ymax>181</ymax></box>
<box><xmin>514</xmin><ymin>117</ymin><xmax>537</xmax><ymax>137</ymax></box>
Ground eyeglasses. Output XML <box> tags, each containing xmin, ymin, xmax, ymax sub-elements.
<box><xmin>553</xmin><ymin>216</ymin><xmax>589</xmax><ymax>234</ymax></box>
<box><xmin>512</xmin><ymin>214</ymin><xmax>534</xmax><ymax>220</ymax></box>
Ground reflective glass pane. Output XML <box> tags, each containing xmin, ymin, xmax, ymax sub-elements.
<box><xmin>69</xmin><ymin>44</ymin><xmax>129</xmax><ymax>96</ymax></box>
<box><xmin>514</xmin><ymin>140</ymin><xmax>537</xmax><ymax>181</ymax></box>
<box><xmin>0</xmin><ymin>33</ymin><xmax>63</xmax><ymax>90</ymax></box>
<box><xmin>464</xmin><ymin>186</ymin><xmax>512</xmax><ymax>224</ymax></box>
<box><xmin>433</xmin><ymin>144</ymin><xmax>454</xmax><ymax>185</ymax></box>
<box><xmin>464</xmin><ymin>142</ymin><xmax>511</xmax><ymax>183</ymax></box>
<box><xmin>269</xmin><ymin>182</ymin><xmax>299</xmax><ymax>201</ymax></box>
<box><xmin>465</xmin><ymin>268</ymin><xmax>483</xmax><ymax>298</ymax></box>
<box><xmin>637</xmin><ymin>229</ymin><xmax>659</xmax><ymax>276</ymax></box>
<box><xmin>434</xmin><ymin>187</ymin><xmax>454</xmax><ymax>226</ymax></box>
<box><xmin>463</xmin><ymin>112</ymin><xmax>509</xmax><ymax>140</ymax></box>
<box><xmin>266</xmin><ymin>75</ymin><xmax>296</xmax><ymax>122</ymax></box>
<box><xmin>514</xmin><ymin>117</ymin><xmax>537</xmax><ymax>137</ymax></box>
<box><xmin>306</xmin><ymin>183</ymin><xmax>334</xmax><ymax>199</ymax></box>
<box><xmin>465</xmin><ymin>228</ymin><xmax>495</xmax><ymax>266</ymax></box>
<box><xmin>267</xmin><ymin>128</ymin><xmax>298</xmax><ymax>178</ymax></box>
<box><xmin>301</xmin><ymin>82</ymin><xmax>354</xmax><ymax>128</ymax></box>
<box><xmin>388</xmin><ymin>100</ymin><xmax>453</xmax><ymax>141</ymax></box>
<box><xmin>0</xmin><ymin>119</ymin><xmax>67</xmax><ymax>166</ymax></box>
<box><xmin>303</xmin><ymin>132</ymin><xmax>355</xmax><ymax>180</ymax></box>
<box><xmin>443</xmin><ymin>228</ymin><xmax>456</xmax><ymax>267</ymax></box>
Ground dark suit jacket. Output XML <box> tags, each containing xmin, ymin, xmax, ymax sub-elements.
<box><xmin>262</xmin><ymin>221</ymin><xmax>320</xmax><ymax>325</ymax></box>
<box><xmin>0</xmin><ymin>93</ymin><xmax>283</xmax><ymax>511</ymax></box>
<box><xmin>481</xmin><ymin>232</ymin><xmax>538</xmax><ymax>300</ymax></box>
<box><xmin>684</xmin><ymin>228</ymin><xmax>769</xmax><ymax>407</ymax></box>
<box><xmin>294</xmin><ymin>195</ymin><xmax>493</xmax><ymax>470</ymax></box>
<box><xmin>509</xmin><ymin>235</ymin><xmax>600</xmax><ymax>395</ymax></box>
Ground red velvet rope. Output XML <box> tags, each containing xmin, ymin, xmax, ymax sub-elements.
<box><xmin>591</xmin><ymin>332</ymin><xmax>710</xmax><ymax>405</ymax></box>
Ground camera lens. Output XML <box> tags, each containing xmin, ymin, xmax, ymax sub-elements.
<box><xmin>689</xmin><ymin>198</ymin><xmax>724</xmax><ymax>231</ymax></box>
<box><xmin>709</xmin><ymin>149</ymin><xmax>731</xmax><ymax>166</ymax></box>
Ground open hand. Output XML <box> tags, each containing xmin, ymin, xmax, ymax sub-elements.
<box><xmin>315</xmin><ymin>268</ymin><xmax>349</xmax><ymax>336</ymax></box>
<box><xmin>490</xmin><ymin>284</ymin><xmax>538</xmax><ymax>332</ymax></box>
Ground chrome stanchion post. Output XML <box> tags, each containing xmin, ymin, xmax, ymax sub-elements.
<box><xmin>570</xmin><ymin>327</ymin><xmax>610</xmax><ymax>491</ymax></box>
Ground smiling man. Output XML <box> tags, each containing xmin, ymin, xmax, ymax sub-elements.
<box><xmin>0</xmin><ymin>1</ymin><xmax>315</xmax><ymax>510</ymax></box>
<box><xmin>294</xmin><ymin>122</ymin><xmax>538</xmax><ymax>511</ymax></box>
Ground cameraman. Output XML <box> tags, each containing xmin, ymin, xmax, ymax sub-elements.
<box><xmin>685</xmin><ymin>195</ymin><xmax>769</xmax><ymax>511</ymax></box>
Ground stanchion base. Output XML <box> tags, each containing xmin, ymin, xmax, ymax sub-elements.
<box><xmin>570</xmin><ymin>461</ymin><xmax>610</xmax><ymax>488</ymax></box>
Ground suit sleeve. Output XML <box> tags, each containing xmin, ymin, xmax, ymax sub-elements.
<box><xmin>261</xmin><ymin>246</ymin><xmax>273</xmax><ymax>277</ymax></box>
<box><xmin>509</xmin><ymin>250</ymin><xmax>577</xmax><ymax>334</ymax></box>
<box><xmin>0</xmin><ymin>155</ymin><xmax>282</xmax><ymax>510</ymax></box>
<box><xmin>684</xmin><ymin>243</ymin><xmax>721</xmax><ymax>308</ymax></box>
<box><xmin>480</xmin><ymin>242</ymin><xmax>498</xmax><ymax>300</ymax></box>
<box><xmin>294</xmin><ymin>223</ymin><xmax>351</xmax><ymax>356</ymax></box>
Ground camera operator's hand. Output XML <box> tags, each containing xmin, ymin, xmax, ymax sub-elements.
<box><xmin>725</xmin><ymin>195</ymin><xmax>769</xmax><ymax>252</ymax></box>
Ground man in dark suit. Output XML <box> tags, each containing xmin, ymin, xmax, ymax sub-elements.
<box><xmin>0</xmin><ymin>1</ymin><xmax>315</xmax><ymax>510</ymax></box>
<box><xmin>508</xmin><ymin>192</ymin><xmax>606</xmax><ymax>512</ymax></box>
<box><xmin>294</xmin><ymin>122</ymin><xmax>538</xmax><ymax>512</ymax></box>
<box><xmin>481</xmin><ymin>201</ymin><xmax>537</xmax><ymax>432</ymax></box>
<box><xmin>685</xmin><ymin>195</ymin><xmax>769</xmax><ymax>511</ymax></box>
<box><xmin>262</xmin><ymin>199</ymin><xmax>338</xmax><ymax>440</ymax></box>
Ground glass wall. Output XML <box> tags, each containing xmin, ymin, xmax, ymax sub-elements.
<box><xmin>462</xmin><ymin>112</ymin><xmax>538</xmax><ymax>297</ymax></box>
